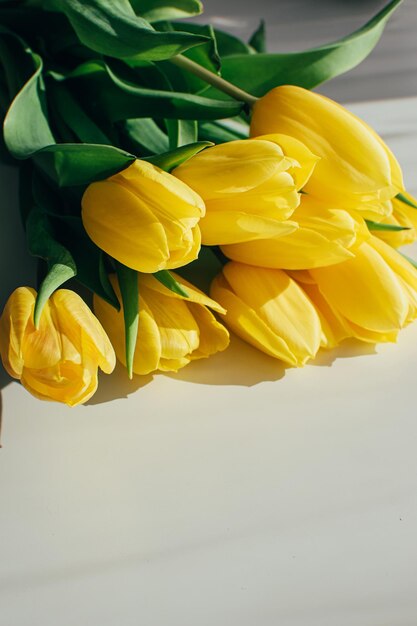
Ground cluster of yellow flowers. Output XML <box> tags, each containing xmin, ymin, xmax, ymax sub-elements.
<box><xmin>1</xmin><ymin>85</ymin><xmax>417</xmax><ymax>405</ymax></box>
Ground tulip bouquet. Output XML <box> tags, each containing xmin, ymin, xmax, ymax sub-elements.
<box><xmin>0</xmin><ymin>0</ymin><xmax>416</xmax><ymax>406</ymax></box>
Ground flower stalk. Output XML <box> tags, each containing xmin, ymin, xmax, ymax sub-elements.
<box><xmin>170</xmin><ymin>54</ymin><xmax>258</xmax><ymax>107</ymax></box>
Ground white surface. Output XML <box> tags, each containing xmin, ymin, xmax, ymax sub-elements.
<box><xmin>1</xmin><ymin>99</ymin><xmax>417</xmax><ymax>626</ymax></box>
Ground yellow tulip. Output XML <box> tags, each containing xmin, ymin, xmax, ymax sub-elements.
<box><xmin>94</xmin><ymin>273</ymin><xmax>229</xmax><ymax>375</ymax></box>
<box><xmin>173</xmin><ymin>135</ymin><xmax>319</xmax><ymax>245</ymax></box>
<box><xmin>250</xmin><ymin>85</ymin><xmax>404</xmax><ymax>220</ymax></box>
<box><xmin>210</xmin><ymin>262</ymin><xmax>322</xmax><ymax>366</ymax></box>
<box><xmin>0</xmin><ymin>287</ymin><xmax>116</xmax><ymax>406</ymax></box>
<box><xmin>372</xmin><ymin>192</ymin><xmax>417</xmax><ymax>248</ymax></box>
<box><xmin>290</xmin><ymin>236</ymin><xmax>417</xmax><ymax>346</ymax></box>
<box><xmin>222</xmin><ymin>195</ymin><xmax>369</xmax><ymax>270</ymax></box>
<box><xmin>82</xmin><ymin>159</ymin><xmax>205</xmax><ymax>273</ymax></box>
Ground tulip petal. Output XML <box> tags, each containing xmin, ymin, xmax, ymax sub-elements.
<box><xmin>187</xmin><ymin>303</ymin><xmax>230</xmax><ymax>359</ymax></box>
<box><xmin>222</xmin><ymin>263</ymin><xmax>322</xmax><ymax>363</ymax></box>
<box><xmin>166</xmin><ymin>224</ymin><xmax>201</xmax><ymax>269</ymax></box>
<box><xmin>140</xmin><ymin>285</ymin><xmax>200</xmax><ymax>360</ymax></box>
<box><xmin>0</xmin><ymin>287</ymin><xmax>36</xmax><ymax>377</ymax></box>
<box><xmin>82</xmin><ymin>179</ymin><xmax>171</xmax><ymax>273</ymax></box>
<box><xmin>375</xmin><ymin>193</ymin><xmax>417</xmax><ymax>247</ymax></box>
<box><xmin>368</xmin><ymin>236</ymin><xmax>417</xmax><ymax>322</ymax></box>
<box><xmin>118</xmin><ymin>159</ymin><xmax>205</xmax><ymax>217</ymax></box>
<box><xmin>253</xmin><ymin>133</ymin><xmax>319</xmax><ymax>189</ymax></box>
<box><xmin>21</xmin><ymin>361</ymin><xmax>98</xmax><ymax>407</ymax></box>
<box><xmin>52</xmin><ymin>290</ymin><xmax>116</xmax><ymax>374</ymax></box>
<box><xmin>173</xmin><ymin>139</ymin><xmax>292</xmax><ymax>199</ymax></box>
<box><xmin>211</xmin><ymin>275</ymin><xmax>300</xmax><ymax>366</ymax></box>
<box><xmin>310</xmin><ymin>243</ymin><xmax>409</xmax><ymax>332</ymax></box>
<box><xmin>250</xmin><ymin>86</ymin><xmax>401</xmax><ymax>215</ymax></box>
<box><xmin>201</xmin><ymin>211</ymin><xmax>298</xmax><ymax>246</ymax></box>
<box><xmin>22</xmin><ymin>302</ymin><xmax>62</xmax><ymax>370</ymax></box>
<box><xmin>205</xmin><ymin>170</ymin><xmax>299</xmax><ymax>218</ymax></box>
<box><xmin>135</xmin><ymin>302</ymin><xmax>162</xmax><ymax>375</ymax></box>
<box><xmin>139</xmin><ymin>273</ymin><xmax>227</xmax><ymax>314</ymax></box>
<box><xmin>223</xmin><ymin>228</ymin><xmax>354</xmax><ymax>270</ymax></box>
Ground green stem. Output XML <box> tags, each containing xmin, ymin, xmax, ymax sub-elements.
<box><xmin>170</xmin><ymin>55</ymin><xmax>258</xmax><ymax>107</ymax></box>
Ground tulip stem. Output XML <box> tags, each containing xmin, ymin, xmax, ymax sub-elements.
<box><xmin>170</xmin><ymin>55</ymin><xmax>258</xmax><ymax>107</ymax></box>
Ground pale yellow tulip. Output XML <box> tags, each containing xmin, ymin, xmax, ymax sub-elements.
<box><xmin>0</xmin><ymin>287</ymin><xmax>115</xmax><ymax>406</ymax></box>
<box><xmin>94</xmin><ymin>273</ymin><xmax>229</xmax><ymax>375</ymax></box>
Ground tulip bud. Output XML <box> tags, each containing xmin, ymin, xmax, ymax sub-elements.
<box><xmin>210</xmin><ymin>262</ymin><xmax>322</xmax><ymax>366</ymax></box>
<box><xmin>173</xmin><ymin>135</ymin><xmax>319</xmax><ymax>246</ymax></box>
<box><xmin>0</xmin><ymin>288</ymin><xmax>116</xmax><ymax>406</ymax></box>
<box><xmin>291</xmin><ymin>236</ymin><xmax>417</xmax><ymax>346</ymax></box>
<box><xmin>250</xmin><ymin>85</ymin><xmax>404</xmax><ymax>220</ymax></box>
<box><xmin>93</xmin><ymin>273</ymin><xmax>229</xmax><ymax>375</ymax></box>
<box><xmin>82</xmin><ymin>160</ymin><xmax>205</xmax><ymax>273</ymax></box>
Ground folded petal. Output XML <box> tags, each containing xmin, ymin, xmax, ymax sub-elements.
<box><xmin>250</xmin><ymin>86</ymin><xmax>402</xmax><ymax>214</ymax></box>
<box><xmin>310</xmin><ymin>243</ymin><xmax>409</xmax><ymax>332</ymax></box>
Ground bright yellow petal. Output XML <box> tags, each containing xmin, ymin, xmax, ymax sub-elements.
<box><xmin>115</xmin><ymin>159</ymin><xmax>205</xmax><ymax>217</ymax></box>
<box><xmin>201</xmin><ymin>211</ymin><xmax>298</xmax><ymax>245</ymax></box>
<box><xmin>210</xmin><ymin>274</ymin><xmax>300</xmax><ymax>365</ymax></box>
<box><xmin>52</xmin><ymin>289</ymin><xmax>115</xmax><ymax>374</ymax></box>
<box><xmin>222</xmin><ymin>263</ymin><xmax>322</xmax><ymax>363</ymax></box>
<box><xmin>21</xmin><ymin>361</ymin><xmax>98</xmax><ymax>407</ymax></box>
<box><xmin>173</xmin><ymin>139</ymin><xmax>292</xmax><ymax>200</ymax></box>
<box><xmin>139</xmin><ymin>273</ymin><xmax>227</xmax><ymax>314</ymax></box>
<box><xmin>166</xmin><ymin>224</ymin><xmax>201</xmax><ymax>270</ymax></box>
<box><xmin>310</xmin><ymin>243</ymin><xmax>409</xmax><ymax>332</ymax></box>
<box><xmin>250</xmin><ymin>86</ymin><xmax>401</xmax><ymax>212</ymax></box>
<box><xmin>140</xmin><ymin>284</ymin><xmax>200</xmax><ymax>360</ymax></box>
<box><xmin>0</xmin><ymin>287</ymin><xmax>37</xmax><ymax>377</ymax></box>
<box><xmin>253</xmin><ymin>133</ymin><xmax>319</xmax><ymax>189</ymax></box>
<box><xmin>187</xmin><ymin>302</ymin><xmax>230</xmax><ymax>359</ymax></box>
<box><xmin>82</xmin><ymin>179</ymin><xmax>170</xmax><ymax>272</ymax></box>
<box><xmin>205</xmin><ymin>170</ymin><xmax>299</xmax><ymax>220</ymax></box>
<box><xmin>375</xmin><ymin>193</ymin><xmax>417</xmax><ymax>247</ymax></box>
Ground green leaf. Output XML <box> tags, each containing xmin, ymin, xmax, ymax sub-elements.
<box><xmin>199</xmin><ymin>119</ymin><xmax>249</xmax><ymax>144</ymax></box>
<box><xmin>131</xmin><ymin>0</ymin><xmax>203</xmax><ymax>22</ymax></box>
<box><xmin>0</xmin><ymin>25</ymin><xmax>37</xmax><ymax>99</ymax></box>
<box><xmin>248</xmin><ymin>20</ymin><xmax>266</xmax><ymax>53</ymax></box>
<box><xmin>115</xmin><ymin>262</ymin><xmax>139</xmax><ymax>379</ymax></box>
<box><xmin>145</xmin><ymin>140</ymin><xmax>212</xmax><ymax>171</ymax></box>
<box><xmin>121</xmin><ymin>117</ymin><xmax>170</xmax><ymax>154</ymax></box>
<box><xmin>3</xmin><ymin>52</ymin><xmax>55</xmax><ymax>159</ymax></box>
<box><xmin>366</xmin><ymin>220</ymin><xmax>411</xmax><ymax>232</ymax></box>
<box><xmin>165</xmin><ymin>118</ymin><xmax>197</xmax><ymax>148</ymax></box>
<box><xmin>31</xmin><ymin>170</ymin><xmax>120</xmax><ymax>307</ymax></box>
<box><xmin>207</xmin><ymin>27</ymin><xmax>251</xmax><ymax>57</ymax></box>
<box><xmin>209</xmin><ymin>0</ymin><xmax>403</xmax><ymax>97</ymax></box>
<box><xmin>44</xmin><ymin>0</ymin><xmax>208</xmax><ymax>60</ymax></box>
<box><xmin>49</xmin><ymin>82</ymin><xmax>112</xmax><ymax>144</ymax></box>
<box><xmin>34</xmin><ymin>143</ymin><xmax>135</xmax><ymax>187</ymax></box>
<box><xmin>396</xmin><ymin>192</ymin><xmax>417</xmax><ymax>209</ymax></box>
<box><xmin>55</xmin><ymin>216</ymin><xmax>120</xmax><ymax>309</ymax></box>
<box><xmin>160</xmin><ymin>23</ymin><xmax>221</xmax><ymax>94</ymax></box>
<box><xmin>26</xmin><ymin>207</ymin><xmax>77</xmax><ymax>327</ymax></box>
<box><xmin>153</xmin><ymin>270</ymin><xmax>189</xmax><ymax>297</ymax></box>
<box><xmin>75</xmin><ymin>59</ymin><xmax>244</xmax><ymax>121</ymax></box>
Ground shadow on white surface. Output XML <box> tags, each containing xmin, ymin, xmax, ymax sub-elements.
<box><xmin>312</xmin><ymin>339</ymin><xmax>377</xmax><ymax>367</ymax></box>
<box><xmin>87</xmin><ymin>334</ymin><xmax>379</xmax><ymax>406</ymax></box>
<box><xmin>87</xmin><ymin>335</ymin><xmax>287</xmax><ymax>407</ymax></box>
